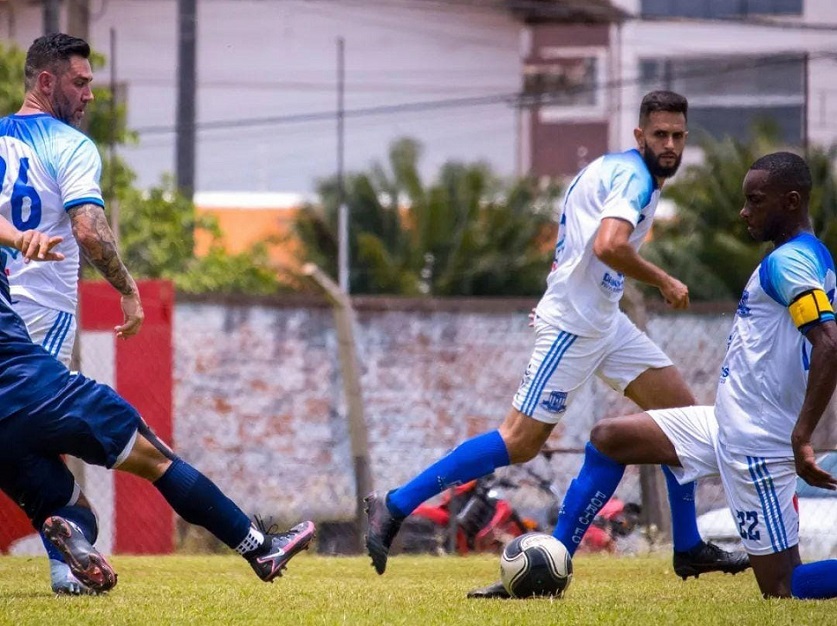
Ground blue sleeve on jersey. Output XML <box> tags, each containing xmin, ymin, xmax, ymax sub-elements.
<box><xmin>759</xmin><ymin>234</ymin><xmax>836</xmax><ymax>314</ymax></box>
<box><xmin>599</xmin><ymin>151</ymin><xmax>655</xmax><ymax>224</ymax></box>
<box><xmin>64</xmin><ymin>196</ymin><xmax>105</xmax><ymax>211</ymax></box>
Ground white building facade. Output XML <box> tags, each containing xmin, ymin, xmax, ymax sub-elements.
<box><xmin>1</xmin><ymin>0</ymin><xmax>836</xmax><ymax>193</ymax></box>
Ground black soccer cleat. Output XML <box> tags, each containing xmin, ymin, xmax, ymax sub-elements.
<box><xmin>42</xmin><ymin>516</ymin><xmax>117</xmax><ymax>593</ymax></box>
<box><xmin>364</xmin><ymin>492</ymin><xmax>405</xmax><ymax>575</ymax></box>
<box><xmin>467</xmin><ymin>580</ymin><xmax>511</xmax><ymax>599</ymax></box>
<box><xmin>673</xmin><ymin>541</ymin><xmax>751</xmax><ymax>580</ymax></box>
<box><xmin>247</xmin><ymin>520</ymin><xmax>316</xmax><ymax>583</ymax></box>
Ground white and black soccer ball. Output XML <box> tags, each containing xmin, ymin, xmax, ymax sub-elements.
<box><xmin>500</xmin><ymin>532</ymin><xmax>573</xmax><ymax>598</ymax></box>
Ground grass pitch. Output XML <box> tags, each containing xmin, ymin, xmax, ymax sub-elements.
<box><xmin>0</xmin><ymin>552</ymin><xmax>832</xmax><ymax>625</ymax></box>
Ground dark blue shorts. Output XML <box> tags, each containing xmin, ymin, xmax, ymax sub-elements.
<box><xmin>0</xmin><ymin>373</ymin><xmax>141</xmax><ymax>526</ymax></box>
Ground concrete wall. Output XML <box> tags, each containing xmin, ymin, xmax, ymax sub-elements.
<box><xmin>170</xmin><ymin>297</ymin><xmax>749</xmax><ymax>524</ymax></box>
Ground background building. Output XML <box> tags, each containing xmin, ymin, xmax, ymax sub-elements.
<box><xmin>2</xmin><ymin>0</ymin><xmax>835</xmax><ymax>195</ymax></box>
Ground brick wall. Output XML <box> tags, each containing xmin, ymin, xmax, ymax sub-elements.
<box><xmin>172</xmin><ymin>296</ymin><xmax>790</xmax><ymax>526</ymax></box>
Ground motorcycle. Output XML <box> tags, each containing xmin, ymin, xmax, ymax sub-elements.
<box><xmin>396</xmin><ymin>475</ymin><xmax>539</xmax><ymax>556</ymax></box>
<box><xmin>393</xmin><ymin>457</ymin><xmax>642</xmax><ymax>556</ymax></box>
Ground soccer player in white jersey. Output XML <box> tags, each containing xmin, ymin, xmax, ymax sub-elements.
<box><xmin>541</xmin><ymin>152</ymin><xmax>837</xmax><ymax>599</ymax></box>
<box><xmin>0</xmin><ymin>33</ymin><xmax>143</xmax><ymax>594</ymax></box>
<box><xmin>365</xmin><ymin>91</ymin><xmax>749</xmax><ymax>594</ymax></box>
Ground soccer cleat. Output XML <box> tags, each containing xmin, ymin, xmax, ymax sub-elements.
<box><xmin>364</xmin><ymin>492</ymin><xmax>405</xmax><ymax>575</ymax></box>
<box><xmin>50</xmin><ymin>560</ymin><xmax>96</xmax><ymax>596</ymax></box>
<box><xmin>466</xmin><ymin>580</ymin><xmax>511</xmax><ymax>599</ymax></box>
<box><xmin>42</xmin><ymin>516</ymin><xmax>117</xmax><ymax>593</ymax></box>
<box><xmin>673</xmin><ymin>541</ymin><xmax>751</xmax><ymax>580</ymax></box>
<box><xmin>246</xmin><ymin>520</ymin><xmax>316</xmax><ymax>582</ymax></box>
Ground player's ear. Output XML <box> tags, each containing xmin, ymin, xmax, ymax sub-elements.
<box><xmin>36</xmin><ymin>70</ymin><xmax>55</xmax><ymax>95</ymax></box>
<box><xmin>785</xmin><ymin>190</ymin><xmax>802</xmax><ymax>212</ymax></box>
<box><xmin>633</xmin><ymin>126</ymin><xmax>644</xmax><ymax>149</ymax></box>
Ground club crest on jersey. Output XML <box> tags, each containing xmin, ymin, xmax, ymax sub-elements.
<box><xmin>541</xmin><ymin>390</ymin><xmax>568</xmax><ymax>414</ymax></box>
<box><xmin>736</xmin><ymin>291</ymin><xmax>752</xmax><ymax>317</ymax></box>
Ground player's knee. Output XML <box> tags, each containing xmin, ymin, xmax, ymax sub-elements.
<box><xmin>589</xmin><ymin>420</ymin><xmax>619</xmax><ymax>456</ymax></box>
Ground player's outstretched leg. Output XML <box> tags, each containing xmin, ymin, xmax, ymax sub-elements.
<box><xmin>42</xmin><ymin>516</ymin><xmax>117</xmax><ymax>593</ymax></box>
<box><xmin>364</xmin><ymin>492</ymin><xmax>405</xmax><ymax>575</ymax></box>
<box><xmin>365</xmin><ymin>429</ymin><xmax>511</xmax><ymax>574</ymax></box>
<box><xmin>148</xmin><ymin>455</ymin><xmax>316</xmax><ymax>582</ymax></box>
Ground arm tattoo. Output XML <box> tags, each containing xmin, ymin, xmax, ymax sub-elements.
<box><xmin>68</xmin><ymin>203</ymin><xmax>137</xmax><ymax>296</ymax></box>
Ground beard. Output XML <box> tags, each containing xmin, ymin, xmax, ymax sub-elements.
<box><xmin>51</xmin><ymin>91</ymin><xmax>79</xmax><ymax>127</ymax></box>
<box><xmin>642</xmin><ymin>147</ymin><xmax>682</xmax><ymax>179</ymax></box>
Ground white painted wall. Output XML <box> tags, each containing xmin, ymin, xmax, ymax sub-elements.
<box><xmin>1</xmin><ymin>0</ymin><xmax>522</xmax><ymax>194</ymax></box>
<box><xmin>610</xmin><ymin>0</ymin><xmax>837</xmax><ymax>158</ymax></box>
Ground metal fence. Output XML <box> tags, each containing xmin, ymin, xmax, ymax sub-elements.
<box><xmin>2</xmin><ymin>295</ymin><xmax>837</xmax><ymax>562</ymax></box>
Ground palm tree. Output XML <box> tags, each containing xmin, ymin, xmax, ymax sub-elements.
<box><xmin>292</xmin><ymin>138</ymin><xmax>559</xmax><ymax>297</ymax></box>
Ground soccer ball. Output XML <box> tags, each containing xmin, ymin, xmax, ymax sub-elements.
<box><xmin>499</xmin><ymin>532</ymin><xmax>573</xmax><ymax>598</ymax></box>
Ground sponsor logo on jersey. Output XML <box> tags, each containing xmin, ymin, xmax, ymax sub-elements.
<box><xmin>601</xmin><ymin>271</ymin><xmax>625</xmax><ymax>293</ymax></box>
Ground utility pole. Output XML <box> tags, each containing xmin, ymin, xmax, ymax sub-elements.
<box><xmin>176</xmin><ymin>0</ymin><xmax>197</xmax><ymax>199</ymax></box>
<box><xmin>108</xmin><ymin>27</ymin><xmax>120</xmax><ymax>249</ymax></box>
<box><xmin>337</xmin><ymin>37</ymin><xmax>349</xmax><ymax>293</ymax></box>
<box><xmin>67</xmin><ymin>0</ymin><xmax>90</xmax><ymax>40</ymax></box>
<box><xmin>43</xmin><ymin>0</ymin><xmax>60</xmax><ymax>34</ymax></box>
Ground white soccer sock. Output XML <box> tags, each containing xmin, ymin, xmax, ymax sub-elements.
<box><xmin>235</xmin><ymin>526</ymin><xmax>265</xmax><ymax>556</ymax></box>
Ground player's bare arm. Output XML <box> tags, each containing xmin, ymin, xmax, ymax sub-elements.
<box><xmin>791</xmin><ymin>318</ymin><xmax>837</xmax><ymax>490</ymax></box>
<box><xmin>593</xmin><ymin>217</ymin><xmax>689</xmax><ymax>309</ymax></box>
<box><xmin>68</xmin><ymin>202</ymin><xmax>144</xmax><ymax>338</ymax></box>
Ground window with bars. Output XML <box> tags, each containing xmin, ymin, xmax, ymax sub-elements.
<box><xmin>640</xmin><ymin>54</ymin><xmax>805</xmax><ymax>143</ymax></box>
<box><xmin>641</xmin><ymin>0</ymin><xmax>803</xmax><ymax>18</ymax></box>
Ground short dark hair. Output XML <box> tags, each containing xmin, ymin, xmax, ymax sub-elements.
<box><xmin>749</xmin><ymin>151</ymin><xmax>812</xmax><ymax>197</ymax></box>
<box><xmin>24</xmin><ymin>33</ymin><xmax>91</xmax><ymax>90</ymax></box>
<box><xmin>639</xmin><ymin>90</ymin><xmax>688</xmax><ymax>125</ymax></box>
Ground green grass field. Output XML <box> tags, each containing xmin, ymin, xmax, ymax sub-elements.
<box><xmin>0</xmin><ymin>553</ymin><xmax>832</xmax><ymax>625</ymax></box>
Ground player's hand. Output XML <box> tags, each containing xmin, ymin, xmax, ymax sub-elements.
<box><xmin>116</xmin><ymin>292</ymin><xmax>144</xmax><ymax>339</ymax></box>
<box><xmin>658</xmin><ymin>276</ymin><xmax>689</xmax><ymax>310</ymax></box>
<box><xmin>528</xmin><ymin>308</ymin><xmax>537</xmax><ymax>327</ymax></box>
<box><xmin>793</xmin><ymin>439</ymin><xmax>837</xmax><ymax>490</ymax></box>
<box><xmin>14</xmin><ymin>230</ymin><xmax>65</xmax><ymax>262</ymax></box>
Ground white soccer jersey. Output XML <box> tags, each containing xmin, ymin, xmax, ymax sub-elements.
<box><xmin>716</xmin><ymin>232</ymin><xmax>836</xmax><ymax>457</ymax></box>
<box><xmin>535</xmin><ymin>149</ymin><xmax>660</xmax><ymax>337</ymax></box>
<box><xmin>0</xmin><ymin>113</ymin><xmax>104</xmax><ymax>314</ymax></box>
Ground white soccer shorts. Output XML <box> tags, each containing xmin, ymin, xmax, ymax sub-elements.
<box><xmin>13</xmin><ymin>299</ymin><xmax>77</xmax><ymax>367</ymax></box>
<box><xmin>648</xmin><ymin>405</ymin><xmax>799</xmax><ymax>556</ymax></box>
<box><xmin>512</xmin><ymin>312</ymin><xmax>673</xmax><ymax>425</ymax></box>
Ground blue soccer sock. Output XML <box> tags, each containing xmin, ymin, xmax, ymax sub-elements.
<box><xmin>41</xmin><ymin>504</ymin><xmax>99</xmax><ymax>569</ymax></box>
<box><xmin>40</xmin><ymin>532</ymin><xmax>65</xmax><ymax>562</ymax></box>
<box><xmin>53</xmin><ymin>504</ymin><xmax>99</xmax><ymax>544</ymax></box>
<box><xmin>552</xmin><ymin>442</ymin><xmax>625</xmax><ymax>556</ymax></box>
<box><xmin>791</xmin><ymin>560</ymin><xmax>837</xmax><ymax>599</ymax></box>
<box><xmin>661</xmin><ymin>465</ymin><xmax>702</xmax><ymax>553</ymax></box>
<box><xmin>387</xmin><ymin>430</ymin><xmax>511</xmax><ymax>517</ymax></box>
<box><xmin>153</xmin><ymin>458</ymin><xmax>251</xmax><ymax>550</ymax></box>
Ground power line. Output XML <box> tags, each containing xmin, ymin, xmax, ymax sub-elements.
<box><xmin>133</xmin><ymin>52</ymin><xmax>835</xmax><ymax>137</ymax></box>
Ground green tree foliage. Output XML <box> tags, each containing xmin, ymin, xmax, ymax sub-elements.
<box><xmin>645</xmin><ymin>123</ymin><xmax>837</xmax><ymax>301</ymax></box>
<box><xmin>293</xmin><ymin>137</ymin><xmax>559</xmax><ymax>296</ymax></box>
<box><xmin>0</xmin><ymin>42</ymin><xmax>280</xmax><ymax>295</ymax></box>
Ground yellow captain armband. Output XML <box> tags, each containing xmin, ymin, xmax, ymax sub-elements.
<box><xmin>788</xmin><ymin>289</ymin><xmax>834</xmax><ymax>330</ymax></box>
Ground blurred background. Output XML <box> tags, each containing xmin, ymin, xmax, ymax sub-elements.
<box><xmin>0</xmin><ymin>0</ymin><xmax>836</xmax><ymax>561</ymax></box>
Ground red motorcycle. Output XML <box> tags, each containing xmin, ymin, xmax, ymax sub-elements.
<box><xmin>393</xmin><ymin>464</ymin><xmax>642</xmax><ymax>556</ymax></box>
<box><xmin>396</xmin><ymin>476</ymin><xmax>539</xmax><ymax>556</ymax></box>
